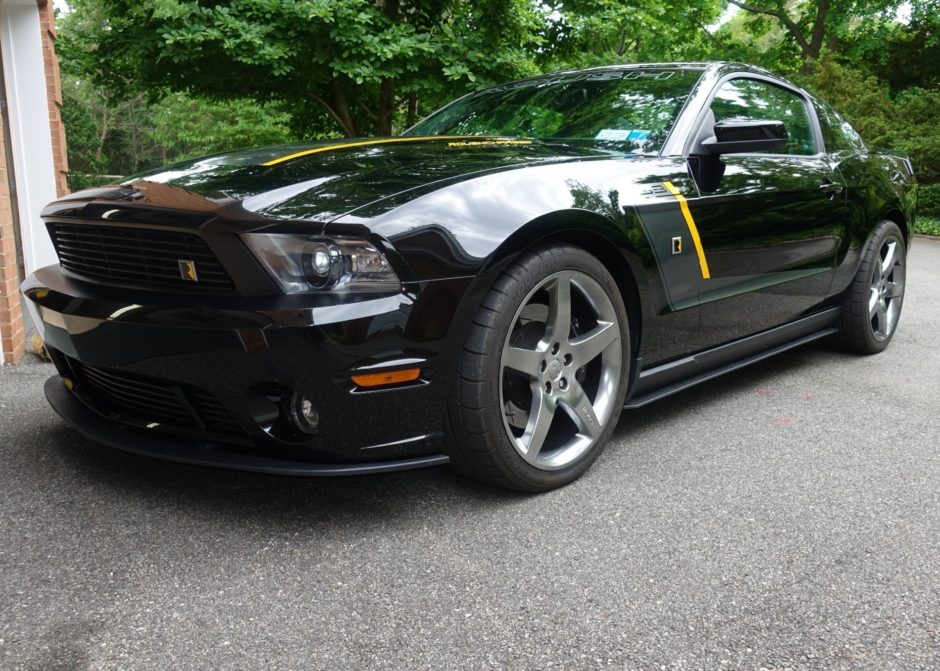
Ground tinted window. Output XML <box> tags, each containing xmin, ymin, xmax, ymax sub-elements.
<box><xmin>815</xmin><ymin>100</ymin><xmax>866</xmax><ymax>152</ymax></box>
<box><xmin>406</xmin><ymin>69</ymin><xmax>703</xmax><ymax>155</ymax></box>
<box><xmin>709</xmin><ymin>78</ymin><xmax>817</xmax><ymax>155</ymax></box>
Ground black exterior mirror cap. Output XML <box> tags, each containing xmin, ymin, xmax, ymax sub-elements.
<box><xmin>698</xmin><ymin>119</ymin><xmax>789</xmax><ymax>155</ymax></box>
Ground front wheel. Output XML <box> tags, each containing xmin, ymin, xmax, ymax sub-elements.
<box><xmin>446</xmin><ymin>245</ymin><xmax>630</xmax><ymax>492</ymax></box>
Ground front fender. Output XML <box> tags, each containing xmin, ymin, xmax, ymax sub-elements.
<box><xmin>331</xmin><ymin>155</ymin><xmax>694</xmax><ymax>376</ymax></box>
<box><xmin>402</xmin><ymin>209</ymin><xmax>658</xmax><ymax>410</ymax></box>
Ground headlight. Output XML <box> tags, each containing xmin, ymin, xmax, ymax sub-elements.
<box><xmin>242</xmin><ymin>233</ymin><xmax>399</xmax><ymax>293</ymax></box>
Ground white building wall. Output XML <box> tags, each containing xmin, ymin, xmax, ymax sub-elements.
<box><xmin>1</xmin><ymin>0</ymin><xmax>60</xmax><ymax>279</ymax></box>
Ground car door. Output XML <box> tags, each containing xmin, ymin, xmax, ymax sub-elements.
<box><xmin>683</xmin><ymin>76</ymin><xmax>846</xmax><ymax>348</ymax></box>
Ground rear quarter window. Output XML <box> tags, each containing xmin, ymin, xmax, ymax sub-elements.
<box><xmin>815</xmin><ymin>101</ymin><xmax>866</xmax><ymax>153</ymax></box>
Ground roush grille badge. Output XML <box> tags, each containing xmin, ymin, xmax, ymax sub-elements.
<box><xmin>178</xmin><ymin>259</ymin><xmax>198</xmax><ymax>282</ymax></box>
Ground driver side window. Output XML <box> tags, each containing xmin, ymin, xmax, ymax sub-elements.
<box><xmin>710</xmin><ymin>78</ymin><xmax>817</xmax><ymax>156</ymax></box>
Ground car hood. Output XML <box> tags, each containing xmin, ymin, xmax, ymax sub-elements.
<box><xmin>58</xmin><ymin>137</ymin><xmax>625</xmax><ymax>223</ymax></box>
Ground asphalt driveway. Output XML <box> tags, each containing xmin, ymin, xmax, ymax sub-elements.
<box><xmin>1</xmin><ymin>237</ymin><xmax>938</xmax><ymax>671</ymax></box>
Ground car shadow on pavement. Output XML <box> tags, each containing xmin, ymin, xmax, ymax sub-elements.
<box><xmin>38</xmin><ymin>342</ymin><xmax>841</xmax><ymax>527</ymax></box>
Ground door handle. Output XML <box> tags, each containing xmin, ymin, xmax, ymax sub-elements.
<box><xmin>820</xmin><ymin>179</ymin><xmax>844</xmax><ymax>199</ymax></box>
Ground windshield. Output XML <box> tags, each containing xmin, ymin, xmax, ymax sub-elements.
<box><xmin>405</xmin><ymin>68</ymin><xmax>703</xmax><ymax>155</ymax></box>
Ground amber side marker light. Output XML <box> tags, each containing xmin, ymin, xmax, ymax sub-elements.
<box><xmin>351</xmin><ymin>368</ymin><xmax>421</xmax><ymax>388</ymax></box>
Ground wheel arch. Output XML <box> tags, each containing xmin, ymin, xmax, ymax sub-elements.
<box><xmin>474</xmin><ymin>209</ymin><xmax>651</xmax><ymax>360</ymax></box>
<box><xmin>880</xmin><ymin>207</ymin><xmax>910</xmax><ymax>246</ymax></box>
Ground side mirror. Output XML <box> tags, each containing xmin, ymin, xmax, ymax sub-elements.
<box><xmin>698</xmin><ymin>120</ymin><xmax>788</xmax><ymax>155</ymax></box>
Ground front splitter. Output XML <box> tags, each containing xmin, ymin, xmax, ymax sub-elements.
<box><xmin>44</xmin><ymin>377</ymin><xmax>451</xmax><ymax>476</ymax></box>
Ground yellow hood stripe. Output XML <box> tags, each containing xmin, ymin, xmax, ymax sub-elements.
<box><xmin>261</xmin><ymin>136</ymin><xmax>525</xmax><ymax>166</ymax></box>
<box><xmin>663</xmin><ymin>180</ymin><xmax>710</xmax><ymax>280</ymax></box>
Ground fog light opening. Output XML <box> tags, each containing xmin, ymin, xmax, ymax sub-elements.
<box><xmin>287</xmin><ymin>393</ymin><xmax>320</xmax><ymax>434</ymax></box>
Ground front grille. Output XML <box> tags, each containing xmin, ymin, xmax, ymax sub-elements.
<box><xmin>48</xmin><ymin>223</ymin><xmax>233</xmax><ymax>292</ymax></box>
<box><xmin>67</xmin><ymin>359</ymin><xmax>244</xmax><ymax>437</ymax></box>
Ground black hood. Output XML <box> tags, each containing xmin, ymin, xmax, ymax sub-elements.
<box><xmin>57</xmin><ymin>137</ymin><xmax>622</xmax><ymax>222</ymax></box>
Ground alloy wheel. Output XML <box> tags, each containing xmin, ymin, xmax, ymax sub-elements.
<box><xmin>499</xmin><ymin>270</ymin><xmax>622</xmax><ymax>470</ymax></box>
<box><xmin>869</xmin><ymin>236</ymin><xmax>905</xmax><ymax>342</ymax></box>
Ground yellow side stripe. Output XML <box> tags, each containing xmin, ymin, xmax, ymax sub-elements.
<box><xmin>261</xmin><ymin>135</ymin><xmax>522</xmax><ymax>166</ymax></box>
<box><xmin>662</xmin><ymin>180</ymin><xmax>710</xmax><ymax>280</ymax></box>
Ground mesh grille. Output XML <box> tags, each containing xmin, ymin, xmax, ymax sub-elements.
<box><xmin>48</xmin><ymin>223</ymin><xmax>233</xmax><ymax>291</ymax></box>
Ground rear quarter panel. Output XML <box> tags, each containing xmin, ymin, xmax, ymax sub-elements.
<box><xmin>831</xmin><ymin>151</ymin><xmax>916</xmax><ymax>295</ymax></box>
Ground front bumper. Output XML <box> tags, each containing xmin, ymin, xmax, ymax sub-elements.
<box><xmin>24</xmin><ymin>265</ymin><xmax>471</xmax><ymax>474</ymax></box>
<box><xmin>44</xmin><ymin>377</ymin><xmax>449</xmax><ymax>475</ymax></box>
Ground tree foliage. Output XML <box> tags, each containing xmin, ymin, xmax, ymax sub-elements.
<box><xmin>727</xmin><ymin>0</ymin><xmax>904</xmax><ymax>70</ymax></box>
<box><xmin>61</xmin><ymin>73</ymin><xmax>295</xmax><ymax>187</ymax></box>
<box><xmin>537</xmin><ymin>0</ymin><xmax>724</xmax><ymax>69</ymax></box>
<box><xmin>61</xmin><ymin>0</ymin><xmax>542</xmax><ymax>137</ymax></box>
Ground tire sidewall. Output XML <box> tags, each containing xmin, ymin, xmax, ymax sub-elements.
<box><xmin>844</xmin><ymin>221</ymin><xmax>906</xmax><ymax>354</ymax></box>
<box><xmin>472</xmin><ymin>246</ymin><xmax>631</xmax><ymax>490</ymax></box>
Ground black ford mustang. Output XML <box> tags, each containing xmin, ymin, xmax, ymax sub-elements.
<box><xmin>23</xmin><ymin>62</ymin><xmax>915</xmax><ymax>491</ymax></box>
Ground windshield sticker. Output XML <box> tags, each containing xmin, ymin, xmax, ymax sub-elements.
<box><xmin>627</xmin><ymin>130</ymin><xmax>651</xmax><ymax>141</ymax></box>
<box><xmin>595</xmin><ymin>129</ymin><xmax>632</xmax><ymax>141</ymax></box>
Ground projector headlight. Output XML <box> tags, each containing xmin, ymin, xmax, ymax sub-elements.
<box><xmin>242</xmin><ymin>233</ymin><xmax>399</xmax><ymax>293</ymax></box>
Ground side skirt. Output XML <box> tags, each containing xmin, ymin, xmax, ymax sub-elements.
<box><xmin>624</xmin><ymin>308</ymin><xmax>840</xmax><ymax>409</ymax></box>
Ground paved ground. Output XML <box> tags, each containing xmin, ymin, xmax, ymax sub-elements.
<box><xmin>1</xmin><ymin>238</ymin><xmax>938</xmax><ymax>671</ymax></box>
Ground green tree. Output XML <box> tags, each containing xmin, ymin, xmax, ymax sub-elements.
<box><xmin>798</xmin><ymin>58</ymin><xmax>940</xmax><ymax>216</ymax></box>
<box><xmin>61</xmin><ymin>74</ymin><xmax>297</xmax><ymax>186</ymax></box>
<box><xmin>59</xmin><ymin>0</ymin><xmax>302</xmax><ymax>184</ymax></box>
<box><xmin>60</xmin><ymin>0</ymin><xmax>543</xmax><ymax>138</ymax></box>
<box><xmin>849</xmin><ymin>0</ymin><xmax>940</xmax><ymax>93</ymax></box>
<box><xmin>726</xmin><ymin>0</ymin><xmax>905</xmax><ymax>71</ymax></box>
<box><xmin>538</xmin><ymin>0</ymin><xmax>724</xmax><ymax>70</ymax></box>
<box><xmin>148</xmin><ymin>94</ymin><xmax>295</xmax><ymax>160</ymax></box>
<box><xmin>60</xmin><ymin>76</ymin><xmax>110</xmax><ymax>176</ymax></box>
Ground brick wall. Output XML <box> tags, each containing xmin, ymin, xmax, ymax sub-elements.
<box><xmin>38</xmin><ymin>0</ymin><xmax>69</xmax><ymax>197</ymax></box>
<box><xmin>0</xmin><ymin>112</ymin><xmax>26</xmax><ymax>363</ymax></box>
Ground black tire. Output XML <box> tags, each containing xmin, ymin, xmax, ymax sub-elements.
<box><xmin>446</xmin><ymin>245</ymin><xmax>631</xmax><ymax>492</ymax></box>
<box><xmin>834</xmin><ymin>220</ymin><xmax>907</xmax><ymax>354</ymax></box>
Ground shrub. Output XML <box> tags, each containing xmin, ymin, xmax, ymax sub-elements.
<box><xmin>799</xmin><ymin>60</ymin><xmax>940</xmax><ymax>217</ymax></box>
<box><xmin>917</xmin><ymin>184</ymin><xmax>940</xmax><ymax>218</ymax></box>
<box><xmin>913</xmin><ymin>216</ymin><xmax>940</xmax><ymax>237</ymax></box>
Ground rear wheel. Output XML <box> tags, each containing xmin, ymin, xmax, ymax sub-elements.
<box><xmin>447</xmin><ymin>245</ymin><xmax>630</xmax><ymax>492</ymax></box>
<box><xmin>835</xmin><ymin>220</ymin><xmax>906</xmax><ymax>354</ymax></box>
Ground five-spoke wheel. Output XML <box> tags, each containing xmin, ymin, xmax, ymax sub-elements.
<box><xmin>500</xmin><ymin>270</ymin><xmax>622</xmax><ymax>470</ymax></box>
<box><xmin>868</xmin><ymin>235</ymin><xmax>905</xmax><ymax>342</ymax></box>
<box><xmin>836</xmin><ymin>220</ymin><xmax>907</xmax><ymax>354</ymax></box>
<box><xmin>447</xmin><ymin>245</ymin><xmax>630</xmax><ymax>492</ymax></box>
